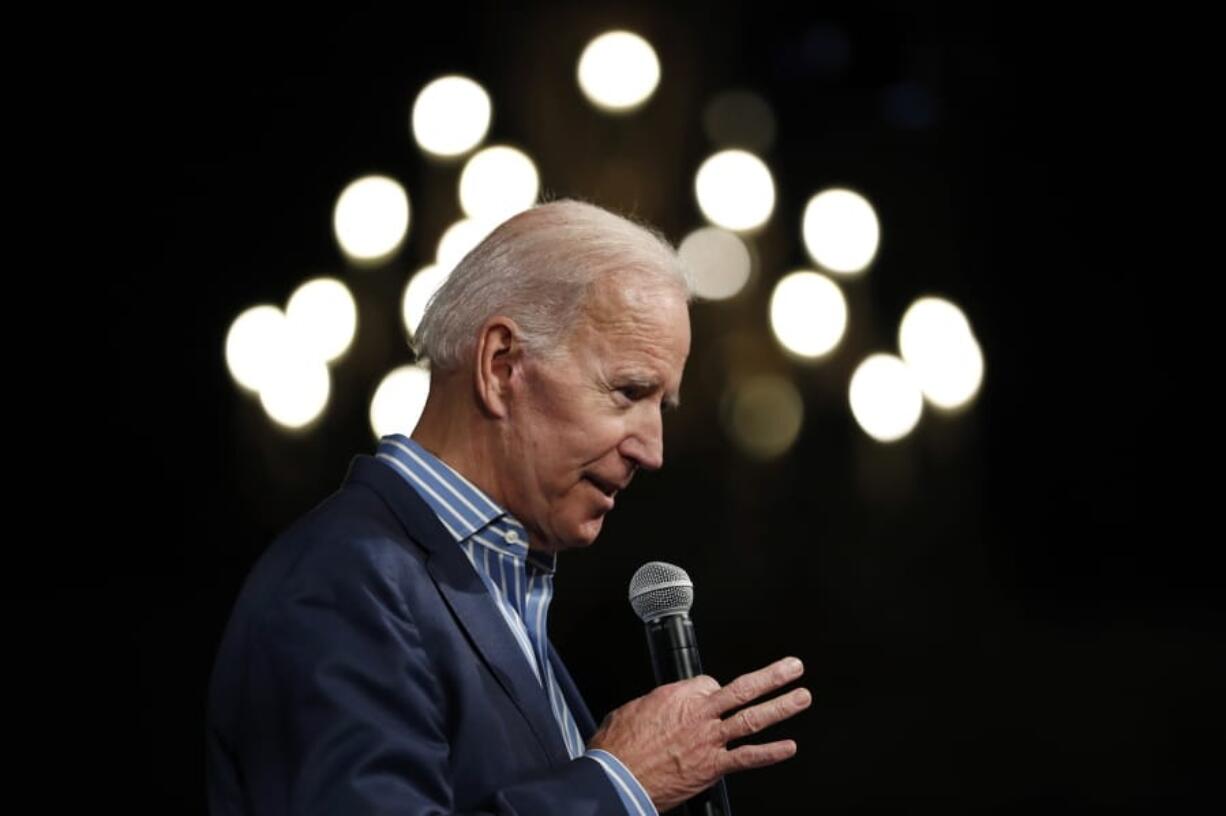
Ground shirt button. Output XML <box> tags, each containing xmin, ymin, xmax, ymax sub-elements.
<box><xmin>505</xmin><ymin>530</ymin><xmax>519</xmax><ymax>544</ymax></box>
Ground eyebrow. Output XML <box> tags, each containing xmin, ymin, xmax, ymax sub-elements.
<box><xmin>618</xmin><ymin>374</ymin><xmax>681</xmax><ymax>410</ymax></box>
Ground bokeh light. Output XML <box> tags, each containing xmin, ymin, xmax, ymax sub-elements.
<box><xmin>225</xmin><ymin>305</ymin><xmax>289</xmax><ymax>393</ymax></box>
<box><xmin>678</xmin><ymin>227</ymin><xmax>752</xmax><ymax>300</ymax></box>
<box><xmin>285</xmin><ymin>277</ymin><xmax>357</xmax><ymax>364</ymax></box>
<box><xmin>802</xmin><ymin>188</ymin><xmax>880</xmax><ymax>275</ymax></box>
<box><xmin>437</xmin><ymin>218</ymin><xmax>496</xmax><ymax>272</ymax></box>
<box><xmin>722</xmin><ymin>374</ymin><xmax>805</xmax><ymax>460</ymax></box>
<box><xmin>459</xmin><ymin>146</ymin><xmax>539</xmax><ymax>225</ymax></box>
<box><xmin>695</xmin><ymin>150</ymin><xmax>776</xmax><ymax>233</ymax></box>
<box><xmin>703</xmin><ymin>89</ymin><xmax>777</xmax><ymax>153</ymax></box>
<box><xmin>371</xmin><ymin>365</ymin><xmax>432</xmax><ymax>439</ymax></box>
<box><xmin>848</xmin><ymin>354</ymin><xmax>923</xmax><ymax>442</ymax></box>
<box><xmin>898</xmin><ymin>297</ymin><xmax>984</xmax><ymax>410</ymax></box>
<box><xmin>411</xmin><ymin>75</ymin><xmax>492</xmax><ymax>158</ymax></box>
<box><xmin>333</xmin><ymin>175</ymin><xmax>410</xmax><ymax>264</ymax></box>
<box><xmin>402</xmin><ymin>264</ymin><xmax>449</xmax><ymax>339</ymax></box>
<box><xmin>259</xmin><ymin>353</ymin><xmax>330</xmax><ymax>431</ymax></box>
<box><xmin>769</xmin><ymin>271</ymin><xmax>847</xmax><ymax>359</ymax></box>
<box><xmin>577</xmin><ymin>31</ymin><xmax>661</xmax><ymax>113</ymax></box>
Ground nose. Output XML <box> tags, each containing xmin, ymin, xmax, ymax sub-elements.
<box><xmin>620</xmin><ymin>405</ymin><xmax>665</xmax><ymax>472</ymax></box>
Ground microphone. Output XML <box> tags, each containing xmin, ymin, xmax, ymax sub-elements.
<box><xmin>629</xmin><ymin>562</ymin><xmax>733</xmax><ymax>816</ymax></box>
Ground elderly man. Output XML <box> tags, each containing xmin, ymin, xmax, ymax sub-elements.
<box><xmin>207</xmin><ymin>200</ymin><xmax>811</xmax><ymax>815</ymax></box>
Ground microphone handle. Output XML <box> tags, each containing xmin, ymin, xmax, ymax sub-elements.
<box><xmin>644</xmin><ymin>615</ymin><xmax>733</xmax><ymax>816</ymax></box>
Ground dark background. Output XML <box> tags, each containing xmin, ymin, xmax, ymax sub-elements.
<box><xmin>75</xmin><ymin>2</ymin><xmax>1217</xmax><ymax>811</ymax></box>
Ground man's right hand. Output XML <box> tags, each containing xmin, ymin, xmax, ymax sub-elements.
<box><xmin>587</xmin><ymin>656</ymin><xmax>811</xmax><ymax>812</ymax></box>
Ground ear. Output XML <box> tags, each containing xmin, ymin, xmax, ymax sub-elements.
<box><xmin>473</xmin><ymin>316</ymin><xmax>523</xmax><ymax>419</ymax></box>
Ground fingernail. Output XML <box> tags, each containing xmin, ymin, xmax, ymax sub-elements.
<box><xmin>794</xmin><ymin>688</ymin><xmax>812</xmax><ymax>706</ymax></box>
<box><xmin>785</xmin><ymin>657</ymin><xmax>803</xmax><ymax>675</ymax></box>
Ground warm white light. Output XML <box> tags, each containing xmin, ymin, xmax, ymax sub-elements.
<box><xmin>370</xmin><ymin>365</ymin><xmax>432</xmax><ymax>439</ymax></box>
<box><xmin>678</xmin><ymin>227</ymin><xmax>752</xmax><ymax>300</ymax></box>
<box><xmin>459</xmin><ymin>146</ymin><xmax>539</xmax><ymax>225</ymax></box>
<box><xmin>402</xmin><ymin>265</ymin><xmax>449</xmax><ymax>338</ymax></box>
<box><xmin>694</xmin><ymin>150</ymin><xmax>776</xmax><ymax>233</ymax></box>
<box><xmin>333</xmin><ymin>175</ymin><xmax>410</xmax><ymax>263</ymax></box>
<box><xmin>802</xmin><ymin>188</ymin><xmax>880</xmax><ymax>275</ymax></box>
<box><xmin>286</xmin><ymin>278</ymin><xmax>357</xmax><ymax>364</ymax></box>
<box><xmin>577</xmin><ymin>31</ymin><xmax>661</xmax><ymax>113</ymax></box>
<box><xmin>898</xmin><ymin>297</ymin><xmax>984</xmax><ymax>410</ymax></box>
<box><xmin>225</xmin><ymin>305</ymin><xmax>288</xmax><ymax>393</ymax></box>
<box><xmin>437</xmin><ymin>218</ymin><xmax>495</xmax><ymax>272</ymax></box>
<box><xmin>411</xmin><ymin>75</ymin><xmax>492</xmax><ymax>158</ymax></box>
<box><xmin>769</xmin><ymin>271</ymin><xmax>847</xmax><ymax>359</ymax></box>
<box><xmin>848</xmin><ymin>354</ymin><xmax>923</xmax><ymax>442</ymax></box>
<box><xmin>259</xmin><ymin>352</ymin><xmax>330</xmax><ymax>430</ymax></box>
<box><xmin>723</xmin><ymin>374</ymin><xmax>804</xmax><ymax>460</ymax></box>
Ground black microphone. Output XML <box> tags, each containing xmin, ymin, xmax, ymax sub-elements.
<box><xmin>629</xmin><ymin>562</ymin><xmax>732</xmax><ymax>816</ymax></box>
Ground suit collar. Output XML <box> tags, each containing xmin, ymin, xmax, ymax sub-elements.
<box><xmin>343</xmin><ymin>455</ymin><xmax>575</xmax><ymax>765</ymax></box>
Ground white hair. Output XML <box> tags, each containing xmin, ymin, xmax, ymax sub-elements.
<box><xmin>414</xmin><ymin>199</ymin><xmax>693</xmax><ymax>373</ymax></box>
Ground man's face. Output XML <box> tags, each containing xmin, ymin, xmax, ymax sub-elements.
<box><xmin>500</xmin><ymin>277</ymin><xmax>690</xmax><ymax>553</ymax></box>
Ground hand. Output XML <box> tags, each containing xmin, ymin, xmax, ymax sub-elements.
<box><xmin>587</xmin><ymin>656</ymin><xmax>811</xmax><ymax>812</ymax></box>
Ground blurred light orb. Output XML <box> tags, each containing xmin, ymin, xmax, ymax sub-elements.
<box><xmin>402</xmin><ymin>264</ymin><xmax>449</xmax><ymax>338</ymax></box>
<box><xmin>723</xmin><ymin>374</ymin><xmax>805</xmax><ymax>460</ymax></box>
<box><xmin>437</xmin><ymin>218</ymin><xmax>496</xmax><ymax>272</ymax></box>
<box><xmin>695</xmin><ymin>150</ymin><xmax>776</xmax><ymax>233</ymax></box>
<box><xmin>848</xmin><ymin>354</ymin><xmax>923</xmax><ymax>442</ymax></box>
<box><xmin>577</xmin><ymin>31</ymin><xmax>661</xmax><ymax>113</ymax></box>
<box><xmin>411</xmin><ymin>75</ymin><xmax>492</xmax><ymax>158</ymax></box>
<box><xmin>371</xmin><ymin>365</ymin><xmax>432</xmax><ymax>439</ymax></box>
<box><xmin>286</xmin><ymin>277</ymin><xmax>357</xmax><ymax>364</ymax></box>
<box><xmin>225</xmin><ymin>305</ymin><xmax>289</xmax><ymax>393</ymax></box>
<box><xmin>898</xmin><ymin>297</ymin><xmax>984</xmax><ymax>410</ymax></box>
<box><xmin>259</xmin><ymin>351</ymin><xmax>330</xmax><ymax>430</ymax></box>
<box><xmin>333</xmin><ymin>175</ymin><xmax>410</xmax><ymax>264</ymax></box>
<box><xmin>769</xmin><ymin>271</ymin><xmax>847</xmax><ymax>359</ymax></box>
<box><xmin>459</xmin><ymin>146</ymin><xmax>539</xmax><ymax>225</ymax></box>
<box><xmin>703</xmin><ymin>89</ymin><xmax>777</xmax><ymax>153</ymax></box>
<box><xmin>678</xmin><ymin>227</ymin><xmax>752</xmax><ymax>300</ymax></box>
<box><xmin>802</xmin><ymin>188</ymin><xmax>880</xmax><ymax>274</ymax></box>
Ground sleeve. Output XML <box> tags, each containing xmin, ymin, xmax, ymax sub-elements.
<box><xmin>243</xmin><ymin>540</ymin><xmax>627</xmax><ymax>815</ymax></box>
<box><xmin>584</xmin><ymin>750</ymin><xmax>659</xmax><ymax>816</ymax></box>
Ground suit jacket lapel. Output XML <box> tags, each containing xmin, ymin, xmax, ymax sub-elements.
<box><xmin>345</xmin><ymin>455</ymin><xmax>572</xmax><ymax>765</ymax></box>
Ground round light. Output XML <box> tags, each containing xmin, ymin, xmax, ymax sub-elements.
<box><xmin>769</xmin><ymin>271</ymin><xmax>847</xmax><ymax>359</ymax></box>
<box><xmin>722</xmin><ymin>374</ymin><xmax>804</xmax><ymax>460</ymax></box>
<box><xmin>459</xmin><ymin>146</ymin><xmax>539</xmax><ymax>225</ymax></box>
<box><xmin>694</xmin><ymin>150</ymin><xmax>776</xmax><ymax>233</ymax></box>
<box><xmin>402</xmin><ymin>264</ymin><xmax>449</xmax><ymax>338</ymax></box>
<box><xmin>225</xmin><ymin>305</ymin><xmax>288</xmax><ymax>393</ymax></box>
<box><xmin>258</xmin><ymin>350</ymin><xmax>330</xmax><ymax>430</ymax></box>
<box><xmin>285</xmin><ymin>277</ymin><xmax>357</xmax><ymax>364</ymax></box>
<box><xmin>848</xmin><ymin>354</ymin><xmax>923</xmax><ymax>442</ymax></box>
<box><xmin>898</xmin><ymin>297</ymin><xmax>984</xmax><ymax>410</ymax></box>
<box><xmin>702</xmin><ymin>89</ymin><xmax>777</xmax><ymax>153</ymax></box>
<box><xmin>437</xmin><ymin>218</ymin><xmax>496</xmax><ymax>272</ymax></box>
<box><xmin>577</xmin><ymin>31</ymin><xmax>661</xmax><ymax>113</ymax></box>
<box><xmin>332</xmin><ymin>175</ymin><xmax>410</xmax><ymax>264</ymax></box>
<box><xmin>411</xmin><ymin>75</ymin><xmax>492</xmax><ymax>158</ymax></box>
<box><xmin>678</xmin><ymin>227</ymin><xmax>752</xmax><ymax>300</ymax></box>
<box><xmin>370</xmin><ymin>365</ymin><xmax>432</xmax><ymax>439</ymax></box>
<box><xmin>802</xmin><ymin>188</ymin><xmax>880</xmax><ymax>275</ymax></box>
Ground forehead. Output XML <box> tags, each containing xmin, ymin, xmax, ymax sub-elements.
<box><xmin>569</xmin><ymin>277</ymin><xmax>690</xmax><ymax>377</ymax></box>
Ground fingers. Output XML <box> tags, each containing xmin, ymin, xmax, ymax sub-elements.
<box><xmin>720</xmin><ymin>739</ymin><xmax>799</xmax><ymax>774</ymax></box>
<box><xmin>719</xmin><ymin>686</ymin><xmax>811</xmax><ymax>742</ymax></box>
<box><xmin>703</xmin><ymin>656</ymin><xmax>805</xmax><ymax>717</ymax></box>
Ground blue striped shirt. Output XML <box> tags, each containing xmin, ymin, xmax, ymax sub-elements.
<box><xmin>375</xmin><ymin>434</ymin><xmax>657</xmax><ymax>816</ymax></box>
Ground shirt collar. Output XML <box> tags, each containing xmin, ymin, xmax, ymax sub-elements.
<box><xmin>375</xmin><ymin>434</ymin><xmax>557</xmax><ymax>574</ymax></box>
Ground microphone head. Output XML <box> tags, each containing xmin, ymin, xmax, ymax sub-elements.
<box><xmin>628</xmin><ymin>561</ymin><xmax>694</xmax><ymax>622</ymax></box>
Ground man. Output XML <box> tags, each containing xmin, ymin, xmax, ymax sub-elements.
<box><xmin>207</xmin><ymin>200</ymin><xmax>811</xmax><ymax>814</ymax></box>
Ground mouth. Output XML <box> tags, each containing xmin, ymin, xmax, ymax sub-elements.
<box><xmin>583</xmin><ymin>474</ymin><xmax>622</xmax><ymax>505</ymax></box>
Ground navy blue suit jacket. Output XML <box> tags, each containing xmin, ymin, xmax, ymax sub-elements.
<box><xmin>207</xmin><ymin>455</ymin><xmax>627</xmax><ymax>814</ymax></box>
